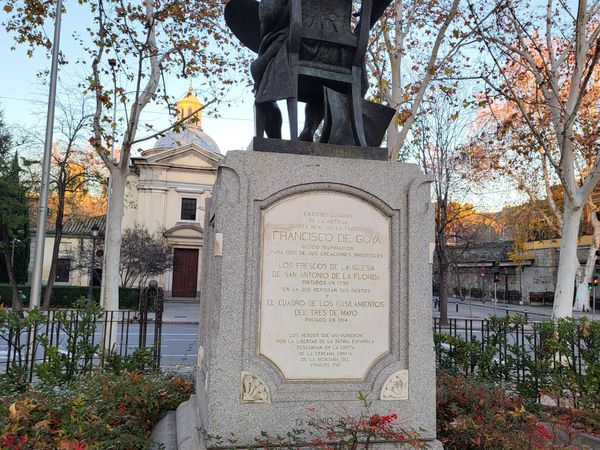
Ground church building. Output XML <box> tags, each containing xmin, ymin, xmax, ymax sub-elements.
<box><xmin>32</xmin><ymin>89</ymin><xmax>222</xmax><ymax>300</ymax></box>
<box><xmin>121</xmin><ymin>88</ymin><xmax>222</xmax><ymax>299</ymax></box>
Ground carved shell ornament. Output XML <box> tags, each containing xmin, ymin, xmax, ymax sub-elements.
<box><xmin>380</xmin><ymin>370</ymin><xmax>409</xmax><ymax>401</ymax></box>
<box><xmin>241</xmin><ymin>372</ymin><xmax>270</xmax><ymax>403</ymax></box>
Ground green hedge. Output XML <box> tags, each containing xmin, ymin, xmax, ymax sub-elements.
<box><xmin>0</xmin><ymin>284</ymin><xmax>140</xmax><ymax>310</ymax></box>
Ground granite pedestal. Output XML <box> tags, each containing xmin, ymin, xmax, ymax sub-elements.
<box><xmin>180</xmin><ymin>144</ymin><xmax>441</xmax><ymax>449</ymax></box>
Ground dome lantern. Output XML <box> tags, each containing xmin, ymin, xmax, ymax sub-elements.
<box><xmin>150</xmin><ymin>86</ymin><xmax>220</xmax><ymax>154</ymax></box>
<box><xmin>176</xmin><ymin>86</ymin><xmax>203</xmax><ymax>129</ymax></box>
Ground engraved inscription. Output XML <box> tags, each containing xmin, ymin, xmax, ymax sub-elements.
<box><xmin>259</xmin><ymin>192</ymin><xmax>391</xmax><ymax>380</ymax></box>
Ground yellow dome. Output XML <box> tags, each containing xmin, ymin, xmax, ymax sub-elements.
<box><xmin>176</xmin><ymin>86</ymin><xmax>203</xmax><ymax>129</ymax></box>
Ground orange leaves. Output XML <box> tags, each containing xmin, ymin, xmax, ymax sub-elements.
<box><xmin>130</xmin><ymin>371</ymin><xmax>144</xmax><ymax>382</ymax></box>
<box><xmin>59</xmin><ymin>440</ymin><xmax>87</xmax><ymax>450</ymax></box>
<box><xmin>33</xmin><ymin>419</ymin><xmax>52</xmax><ymax>430</ymax></box>
<box><xmin>7</xmin><ymin>399</ymin><xmax>36</xmax><ymax>422</ymax></box>
<box><xmin>395</xmin><ymin>108</ymin><xmax>413</xmax><ymax>125</ymax></box>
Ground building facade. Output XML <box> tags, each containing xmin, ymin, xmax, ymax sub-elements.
<box><xmin>446</xmin><ymin>237</ymin><xmax>597</xmax><ymax>305</ymax></box>
<box><xmin>32</xmin><ymin>89</ymin><xmax>222</xmax><ymax>300</ymax></box>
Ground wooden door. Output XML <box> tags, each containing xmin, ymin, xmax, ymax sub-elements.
<box><xmin>172</xmin><ymin>249</ymin><xmax>199</xmax><ymax>298</ymax></box>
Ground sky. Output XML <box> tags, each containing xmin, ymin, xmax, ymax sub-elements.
<box><xmin>0</xmin><ymin>5</ymin><xmax>263</xmax><ymax>154</ymax></box>
<box><xmin>0</xmin><ymin>4</ymin><xmax>524</xmax><ymax>212</ymax></box>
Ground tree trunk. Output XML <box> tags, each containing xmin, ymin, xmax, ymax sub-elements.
<box><xmin>553</xmin><ymin>199</ymin><xmax>584</xmax><ymax>318</ymax></box>
<box><xmin>102</xmin><ymin>174</ymin><xmax>125</xmax><ymax>311</ymax></box>
<box><xmin>573</xmin><ymin>208</ymin><xmax>600</xmax><ymax>311</ymax></box>
<box><xmin>455</xmin><ymin>268</ymin><xmax>464</xmax><ymax>300</ymax></box>
<box><xmin>574</xmin><ymin>282</ymin><xmax>592</xmax><ymax>312</ymax></box>
<box><xmin>386</xmin><ymin>65</ymin><xmax>401</xmax><ymax>155</ymax></box>
<box><xmin>1</xmin><ymin>237</ymin><xmax>22</xmax><ymax>312</ymax></box>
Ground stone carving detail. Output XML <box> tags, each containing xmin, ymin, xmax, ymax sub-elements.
<box><xmin>241</xmin><ymin>372</ymin><xmax>270</xmax><ymax>404</ymax></box>
<box><xmin>380</xmin><ymin>370</ymin><xmax>409</xmax><ymax>401</ymax></box>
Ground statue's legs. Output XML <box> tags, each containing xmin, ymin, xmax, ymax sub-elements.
<box><xmin>256</xmin><ymin>96</ymin><xmax>326</xmax><ymax>142</ymax></box>
<box><xmin>299</xmin><ymin>96</ymin><xmax>325</xmax><ymax>142</ymax></box>
<box><xmin>255</xmin><ymin>101</ymin><xmax>283</xmax><ymax>139</ymax></box>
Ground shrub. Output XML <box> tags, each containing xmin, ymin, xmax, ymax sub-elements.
<box><xmin>532</xmin><ymin>318</ymin><xmax>600</xmax><ymax>409</ymax></box>
<box><xmin>0</xmin><ymin>371</ymin><xmax>193</xmax><ymax>449</ymax></box>
<box><xmin>437</xmin><ymin>371</ymin><xmax>561</xmax><ymax>449</ymax></box>
<box><xmin>0</xmin><ymin>284</ymin><xmax>140</xmax><ymax>309</ymax></box>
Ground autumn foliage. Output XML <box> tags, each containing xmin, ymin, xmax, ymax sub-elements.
<box><xmin>0</xmin><ymin>371</ymin><xmax>192</xmax><ymax>449</ymax></box>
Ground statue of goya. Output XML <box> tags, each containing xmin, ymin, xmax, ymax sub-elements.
<box><xmin>226</xmin><ymin>0</ymin><xmax>394</xmax><ymax>146</ymax></box>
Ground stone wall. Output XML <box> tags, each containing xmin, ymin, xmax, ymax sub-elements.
<box><xmin>446</xmin><ymin>243</ymin><xmax>558</xmax><ymax>305</ymax></box>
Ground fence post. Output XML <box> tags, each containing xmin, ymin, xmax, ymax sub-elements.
<box><xmin>139</xmin><ymin>287</ymin><xmax>149</xmax><ymax>349</ymax></box>
<box><xmin>151</xmin><ymin>280</ymin><xmax>164</xmax><ymax>369</ymax></box>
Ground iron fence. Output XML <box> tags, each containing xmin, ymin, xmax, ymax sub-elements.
<box><xmin>433</xmin><ymin>317</ymin><xmax>599</xmax><ymax>407</ymax></box>
<box><xmin>0</xmin><ymin>309</ymin><xmax>151</xmax><ymax>383</ymax></box>
<box><xmin>0</xmin><ymin>283</ymin><xmax>166</xmax><ymax>383</ymax></box>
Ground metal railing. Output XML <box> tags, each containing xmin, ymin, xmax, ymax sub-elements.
<box><xmin>0</xmin><ymin>283</ymin><xmax>166</xmax><ymax>383</ymax></box>
<box><xmin>1</xmin><ymin>309</ymin><xmax>146</xmax><ymax>383</ymax></box>
<box><xmin>434</xmin><ymin>317</ymin><xmax>597</xmax><ymax>407</ymax></box>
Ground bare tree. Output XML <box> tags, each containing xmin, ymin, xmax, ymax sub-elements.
<box><xmin>406</xmin><ymin>93</ymin><xmax>476</xmax><ymax>323</ymax></box>
<box><xmin>367</xmin><ymin>0</ymin><xmax>476</xmax><ymax>160</ymax></box>
<box><xmin>23</xmin><ymin>97</ymin><xmax>106</xmax><ymax>309</ymax></box>
<box><xmin>120</xmin><ymin>225</ymin><xmax>173</xmax><ymax>288</ymax></box>
<box><xmin>470</xmin><ymin>0</ymin><xmax>600</xmax><ymax>317</ymax></box>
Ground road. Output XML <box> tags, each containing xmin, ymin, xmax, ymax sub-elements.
<box><xmin>105</xmin><ymin>323</ymin><xmax>199</xmax><ymax>370</ymax></box>
<box><xmin>0</xmin><ymin>322</ymin><xmax>200</xmax><ymax>372</ymax></box>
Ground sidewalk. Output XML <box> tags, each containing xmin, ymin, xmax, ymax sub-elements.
<box><xmin>437</xmin><ymin>296</ymin><xmax>600</xmax><ymax>321</ymax></box>
<box><xmin>149</xmin><ymin>301</ymin><xmax>200</xmax><ymax>325</ymax></box>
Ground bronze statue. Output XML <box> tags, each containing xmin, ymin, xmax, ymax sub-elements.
<box><xmin>225</xmin><ymin>0</ymin><xmax>394</xmax><ymax>147</ymax></box>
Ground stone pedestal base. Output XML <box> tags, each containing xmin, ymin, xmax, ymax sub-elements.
<box><xmin>159</xmin><ymin>146</ymin><xmax>441</xmax><ymax>449</ymax></box>
<box><xmin>153</xmin><ymin>396</ymin><xmax>445</xmax><ymax>449</ymax></box>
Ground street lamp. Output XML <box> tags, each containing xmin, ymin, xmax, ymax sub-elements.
<box><xmin>87</xmin><ymin>223</ymin><xmax>100</xmax><ymax>303</ymax></box>
<box><xmin>11</xmin><ymin>239</ymin><xmax>21</xmax><ymax>267</ymax></box>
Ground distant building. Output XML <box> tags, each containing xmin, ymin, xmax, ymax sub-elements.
<box><xmin>31</xmin><ymin>88</ymin><xmax>222</xmax><ymax>300</ymax></box>
<box><xmin>122</xmin><ymin>88</ymin><xmax>222</xmax><ymax>299</ymax></box>
<box><xmin>446</xmin><ymin>237</ymin><xmax>598</xmax><ymax>305</ymax></box>
<box><xmin>29</xmin><ymin>216</ymin><xmax>106</xmax><ymax>289</ymax></box>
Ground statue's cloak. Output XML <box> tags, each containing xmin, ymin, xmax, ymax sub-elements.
<box><xmin>225</xmin><ymin>0</ymin><xmax>393</xmax><ymax>104</ymax></box>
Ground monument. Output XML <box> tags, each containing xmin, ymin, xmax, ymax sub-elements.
<box><xmin>165</xmin><ymin>0</ymin><xmax>442</xmax><ymax>448</ymax></box>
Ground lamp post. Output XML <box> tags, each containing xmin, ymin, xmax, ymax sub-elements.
<box><xmin>87</xmin><ymin>223</ymin><xmax>100</xmax><ymax>303</ymax></box>
<box><xmin>11</xmin><ymin>239</ymin><xmax>20</xmax><ymax>267</ymax></box>
<box><xmin>30</xmin><ymin>0</ymin><xmax>63</xmax><ymax>308</ymax></box>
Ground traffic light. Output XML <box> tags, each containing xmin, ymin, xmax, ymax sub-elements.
<box><xmin>589</xmin><ymin>283</ymin><xmax>593</xmax><ymax>291</ymax></box>
<box><xmin>494</xmin><ymin>273</ymin><xmax>501</xmax><ymax>283</ymax></box>
<box><xmin>594</xmin><ymin>276</ymin><xmax>599</xmax><ymax>287</ymax></box>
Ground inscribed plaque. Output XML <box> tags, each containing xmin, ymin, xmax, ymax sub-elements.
<box><xmin>259</xmin><ymin>191</ymin><xmax>391</xmax><ymax>380</ymax></box>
